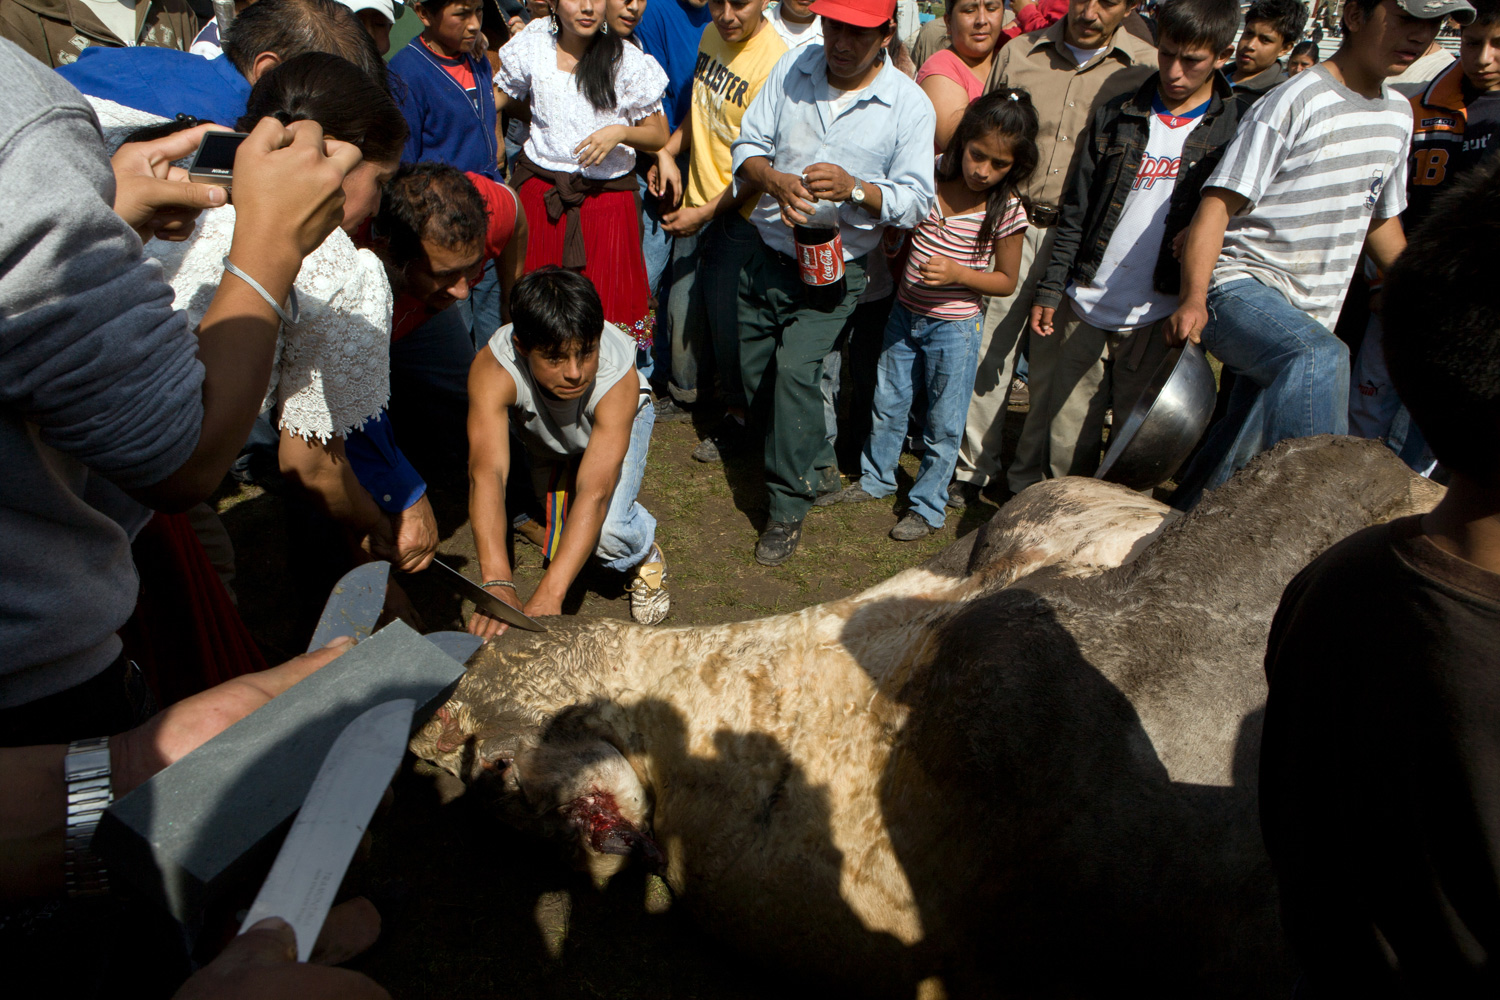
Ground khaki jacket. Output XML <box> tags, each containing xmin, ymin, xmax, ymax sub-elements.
<box><xmin>986</xmin><ymin>16</ymin><xmax>1156</xmax><ymax>210</ymax></box>
<box><xmin>0</xmin><ymin>0</ymin><xmax>198</xmax><ymax>69</ymax></box>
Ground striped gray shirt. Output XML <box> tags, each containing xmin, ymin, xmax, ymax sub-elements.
<box><xmin>1207</xmin><ymin>65</ymin><xmax>1412</xmax><ymax>331</ymax></box>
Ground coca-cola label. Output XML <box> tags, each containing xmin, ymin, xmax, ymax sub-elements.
<box><xmin>796</xmin><ymin>232</ymin><xmax>844</xmax><ymax>287</ymax></box>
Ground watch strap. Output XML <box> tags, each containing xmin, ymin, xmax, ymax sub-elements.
<box><xmin>63</xmin><ymin>735</ymin><xmax>113</xmax><ymax>897</ymax></box>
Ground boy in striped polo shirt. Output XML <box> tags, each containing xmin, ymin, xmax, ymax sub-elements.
<box><xmin>1163</xmin><ymin>0</ymin><xmax>1476</xmax><ymax>508</ymax></box>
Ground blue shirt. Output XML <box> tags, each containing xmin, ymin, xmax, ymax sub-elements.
<box><xmin>56</xmin><ymin>45</ymin><xmax>251</xmax><ymax>126</ymax></box>
<box><xmin>390</xmin><ymin>38</ymin><xmax>501</xmax><ymax>180</ymax></box>
<box><xmin>633</xmin><ymin>0</ymin><xmax>711</xmax><ymax>133</ymax></box>
<box><xmin>345</xmin><ymin>414</ymin><xmax>426</xmax><ymax>513</ymax></box>
<box><xmin>732</xmin><ymin>46</ymin><xmax>936</xmax><ymax>261</ymax></box>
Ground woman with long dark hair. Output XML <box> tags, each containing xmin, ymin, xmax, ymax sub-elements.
<box><xmin>494</xmin><ymin>0</ymin><xmax>669</xmax><ymax>348</ymax></box>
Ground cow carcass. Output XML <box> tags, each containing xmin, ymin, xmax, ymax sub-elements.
<box><xmin>411</xmin><ymin>437</ymin><xmax>1442</xmax><ymax>998</ymax></box>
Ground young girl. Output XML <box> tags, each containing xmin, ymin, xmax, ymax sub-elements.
<box><xmin>824</xmin><ymin>90</ymin><xmax>1038</xmax><ymax>541</ymax></box>
<box><xmin>494</xmin><ymin>0</ymin><xmax>669</xmax><ymax>348</ymax></box>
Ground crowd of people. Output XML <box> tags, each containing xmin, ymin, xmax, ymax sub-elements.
<box><xmin>3</xmin><ymin>0</ymin><xmax>1500</xmax><ymax>993</ymax></box>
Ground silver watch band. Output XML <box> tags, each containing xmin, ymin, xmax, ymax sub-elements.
<box><xmin>64</xmin><ymin>735</ymin><xmax>113</xmax><ymax>897</ymax></box>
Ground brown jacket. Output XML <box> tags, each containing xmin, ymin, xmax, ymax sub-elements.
<box><xmin>987</xmin><ymin>16</ymin><xmax>1156</xmax><ymax>211</ymax></box>
<box><xmin>0</xmin><ymin>0</ymin><xmax>198</xmax><ymax>69</ymax></box>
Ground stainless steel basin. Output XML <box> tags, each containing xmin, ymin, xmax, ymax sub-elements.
<box><xmin>1095</xmin><ymin>341</ymin><xmax>1217</xmax><ymax>491</ymax></box>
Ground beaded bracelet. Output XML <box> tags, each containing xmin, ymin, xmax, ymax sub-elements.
<box><xmin>481</xmin><ymin>579</ymin><xmax>517</xmax><ymax>591</ymax></box>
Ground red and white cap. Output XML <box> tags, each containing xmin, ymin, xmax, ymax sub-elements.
<box><xmin>808</xmin><ymin>0</ymin><xmax>896</xmax><ymax>28</ymax></box>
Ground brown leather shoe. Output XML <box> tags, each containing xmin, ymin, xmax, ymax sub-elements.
<box><xmin>514</xmin><ymin>517</ymin><xmax>549</xmax><ymax>550</ymax></box>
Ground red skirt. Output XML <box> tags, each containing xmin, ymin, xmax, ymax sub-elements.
<box><xmin>516</xmin><ymin>177</ymin><xmax>653</xmax><ymax>346</ymax></box>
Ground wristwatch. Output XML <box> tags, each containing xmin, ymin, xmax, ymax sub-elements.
<box><xmin>848</xmin><ymin>180</ymin><xmax>866</xmax><ymax>206</ymax></box>
<box><xmin>63</xmin><ymin>736</ymin><xmax>113</xmax><ymax>897</ymax></box>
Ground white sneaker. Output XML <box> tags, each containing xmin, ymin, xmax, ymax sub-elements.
<box><xmin>627</xmin><ymin>543</ymin><xmax>670</xmax><ymax>625</ymax></box>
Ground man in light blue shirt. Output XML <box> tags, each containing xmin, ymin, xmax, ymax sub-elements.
<box><xmin>730</xmin><ymin>0</ymin><xmax>934</xmax><ymax>565</ymax></box>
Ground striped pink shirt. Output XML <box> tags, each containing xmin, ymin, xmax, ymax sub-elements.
<box><xmin>897</xmin><ymin>195</ymin><xmax>1028</xmax><ymax>319</ymax></box>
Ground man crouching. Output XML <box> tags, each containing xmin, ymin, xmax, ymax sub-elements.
<box><xmin>466</xmin><ymin>267</ymin><xmax>668</xmax><ymax>636</ymax></box>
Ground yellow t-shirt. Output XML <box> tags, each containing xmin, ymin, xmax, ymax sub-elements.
<box><xmin>685</xmin><ymin>22</ymin><xmax>787</xmax><ymax>215</ymax></box>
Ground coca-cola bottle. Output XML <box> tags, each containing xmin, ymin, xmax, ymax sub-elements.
<box><xmin>793</xmin><ymin>199</ymin><xmax>846</xmax><ymax>312</ymax></box>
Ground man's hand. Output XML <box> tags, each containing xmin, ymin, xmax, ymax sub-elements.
<box><xmin>648</xmin><ymin>150</ymin><xmax>682</xmax><ymax>208</ymax></box>
<box><xmin>802</xmin><ymin>162</ymin><xmax>856</xmax><ymax>202</ymax></box>
<box><xmin>111</xmin><ymin>123</ymin><xmax>230</xmax><ymax>242</ymax></box>
<box><xmin>662</xmin><ymin>203</ymin><xmax>709</xmax><ymax>238</ymax></box>
<box><xmin>385</xmin><ymin>495</ymin><xmax>438</xmax><ymax>573</ymax></box>
<box><xmin>1162</xmin><ymin>298</ymin><xmax>1209</xmax><ymax>347</ymax></box>
<box><xmin>172</xmin><ymin>914</ymin><xmax>388</xmax><ymax>1000</ymax></box>
<box><xmin>574</xmin><ymin>124</ymin><xmax>626</xmax><ymax>168</ymax></box>
<box><xmin>231</xmin><ymin>117</ymin><xmax>361</xmax><ymax>262</ymax></box>
<box><xmin>1029</xmin><ymin>304</ymin><xmax>1056</xmax><ymax>337</ymax></box>
<box><xmin>917</xmin><ymin>253</ymin><xmax>965</xmax><ymax>287</ymax></box>
<box><xmin>112</xmin><ymin>637</ymin><xmax>355</xmax><ymax>798</ymax></box>
<box><xmin>765</xmin><ymin>169</ymin><xmax>814</xmax><ymax>225</ymax></box>
<box><xmin>465</xmin><ymin>584</ymin><xmax>525</xmax><ymax>640</ymax></box>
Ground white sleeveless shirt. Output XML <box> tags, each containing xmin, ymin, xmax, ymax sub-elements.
<box><xmin>488</xmin><ymin>322</ymin><xmax>647</xmax><ymax>460</ymax></box>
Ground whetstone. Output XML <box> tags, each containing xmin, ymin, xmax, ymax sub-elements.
<box><xmin>94</xmin><ymin>620</ymin><xmax>466</xmax><ymax>923</ymax></box>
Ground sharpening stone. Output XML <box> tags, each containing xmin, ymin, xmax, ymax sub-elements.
<box><xmin>94</xmin><ymin>620</ymin><xmax>466</xmax><ymax>924</ymax></box>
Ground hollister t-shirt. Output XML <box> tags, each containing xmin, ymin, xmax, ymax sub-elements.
<box><xmin>1067</xmin><ymin>94</ymin><xmax>1208</xmax><ymax>331</ymax></box>
<box><xmin>685</xmin><ymin>21</ymin><xmax>786</xmax><ymax>215</ymax></box>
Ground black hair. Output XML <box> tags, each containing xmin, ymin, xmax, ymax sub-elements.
<box><xmin>1470</xmin><ymin>0</ymin><xmax>1500</xmax><ymax>28</ymax></box>
<box><xmin>510</xmin><ymin>266</ymin><xmax>605</xmax><ymax>354</ymax></box>
<box><xmin>936</xmin><ymin>88</ymin><xmax>1039</xmax><ymax>252</ymax></box>
<box><xmin>378</xmin><ymin>163</ymin><xmax>489</xmax><ymax>270</ymax></box>
<box><xmin>1156</xmin><ymin>0</ymin><xmax>1240</xmax><ymax>53</ymax></box>
<box><xmin>223</xmin><ymin>0</ymin><xmax>388</xmax><ymax>90</ymax></box>
<box><xmin>551</xmin><ymin>8</ymin><xmax>626</xmax><ymax>113</ymax></box>
<box><xmin>1242</xmin><ymin>0</ymin><xmax>1305</xmax><ymax>45</ymax></box>
<box><xmin>1342</xmin><ymin>0</ymin><xmax>1382</xmax><ymax>31</ymax></box>
<box><xmin>1383</xmin><ymin>154</ymin><xmax>1500</xmax><ymax>485</ymax></box>
<box><xmin>1289</xmin><ymin>39</ymin><xmax>1319</xmax><ymax>61</ymax></box>
<box><xmin>419</xmin><ymin>0</ymin><xmax>474</xmax><ymax>13</ymax></box>
<box><xmin>235</xmin><ymin>52</ymin><xmax>408</xmax><ymax>163</ymax></box>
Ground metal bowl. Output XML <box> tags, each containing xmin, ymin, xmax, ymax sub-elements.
<box><xmin>1095</xmin><ymin>341</ymin><xmax>1217</xmax><ymax>491</ymax></box>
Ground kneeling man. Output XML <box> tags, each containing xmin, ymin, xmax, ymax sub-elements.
<box><xmin>467</xmin><ymin>268</ymin><xmax>669</xmax><ymax>636</ymax></box>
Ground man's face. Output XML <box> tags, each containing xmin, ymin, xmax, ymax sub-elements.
<box><xmin>822</xmin><ymin>17</ymin><xmax>895</xmax><ymax>82</ymax></box>
<box><xmin>710</xmin><ymin>0</ymin><xmax>765</xmax><ymax>42</ymax></box>
<box><xmin>1234</xmin><ymin>19</ymin><xmax>1289</xmax><ymax>77</ymax></box>
<box><xmin>420</xmin><ymin>0</ymin><xmax>483</xmax><ymax>54</ymax></box>
<box><xmin>1347</xmin><ymin>0</ymin><xmax>1442</xmax><ymax>77</ymax></box>
<box><xmin>1460</xmin><ymin>18</ymin><xmax>1500</xmax><ymax>91</ymax></box>
<box><xmin>407</xmin><ymin>238</ymin><xmax>485</xmax><ymax>311</ymax></box>
<box><xmin>516</xmin><ymin>338</ymin><xmax>602</xmax><ymax>400</ymax></box>
<box><xmin>1158</xmin><ymin>35</ymin><xmax>1227</xmax><ymax>103</ymax></box>
<box><xmin>357</xmin><ymin>9</ymin><xmax>393</xmax><ymax>54</ymax></box>
<box><xmin>1064</xmin><ymin>0</ymin><xmax>1136</xmax><ymax>50</ymax></box>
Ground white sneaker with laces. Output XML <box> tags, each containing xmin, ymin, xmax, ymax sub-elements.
<box><xmin>627</xmin><ymin>543</ymin><xmax>670</xmax><ymax>625</ymax></box>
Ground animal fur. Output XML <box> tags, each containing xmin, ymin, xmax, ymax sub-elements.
<box><xmin>411</xmin><ymin>437</ymin><xmax>1441</xmax><ymax>998</ymax></box>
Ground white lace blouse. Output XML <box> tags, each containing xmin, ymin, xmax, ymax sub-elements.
<box><xmin>493</xmin><ymin>24</ymin><xmax>668</xmax><ymax>180</ymax></box>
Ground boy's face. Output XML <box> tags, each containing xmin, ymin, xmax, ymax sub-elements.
<box><xmin>419</xmin><ymin>0</ymin><xmax>483</xmax><ymax>55</ymax></box>
<box><xmin>1461</xmin><ymin>19</ymin><xmax>1500</xmax><ymax>91</ymax></box>
<box><xmin>1346</xmin><ymin>0</ymin><xmax>1442</xmax><ymax>77</ymax></box>
<box><xmin>516</xmin><ymin>339</ymin><xmax>602</xmax><ymax>400</ymax></box>
<box><xmin>1158</xmin><ymin>35</ymin><xmax>1230</xmax><ymax>103</ymax></box>
<box><xmin>1234</xmin><ymin>19</ymin><xmax>1290</xmax><ymax>77</ymax></box>
<box><xmin>710</xmin><ymin>0</ymin><xmax>766</xmax><ymax>42</ymax></box>
<box><xmin>1064</xmin><ymin>0</ymin><xmax>1139</xmax><ymax>49</ymax></box>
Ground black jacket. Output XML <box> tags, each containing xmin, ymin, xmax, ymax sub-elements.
<box><xmin>1034</xmin><ymin>71</ymin><xmax>1251</xmax><ymax>312</ymax></box>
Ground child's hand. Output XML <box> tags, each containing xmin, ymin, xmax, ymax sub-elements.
<box><xmin>574</xmin><ymin>125</ymin><xmax>626</xmax><ymax>168</ymax></box>
<box><xmin>648</xmin><ymin>150</ymin><xmax>682</xmax><ymax>207</ymax></box>
<box><xmin>1029</xmin><ymin>304</ymin><xmax>1055</xmax><ymax>337</ymax></box>
<box><xmin>918</xmin><ymin>253</ymin><xmax>964</xmax><ymax>287</ymax></box>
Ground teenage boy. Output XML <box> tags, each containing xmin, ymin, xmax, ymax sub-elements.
<box><xmin>730</xmin><ymin>0</ymin><xmax>935</xmax><ymax>565</ymax></box>
<box><xmin>1259</xmin><ymin>153</ymin><xmax>1500</xmax><ymax>997</ymax></box>
<box><xmin>654</xmin><ymin>0</ymin><xmax>785</xmax><ymax>454</ymax></box>
<box><xmin>466</xmin><ymin>268</ymin><xmax>670</xmax><ymax>634</ymax></box>
<box><xmin>1349</xmin><ymin>0</ymin><xmax>1500</xmax><ymax>463</ymax></box>
<box><xmin>956</xmin><ymin>0</ymin><xmax>1156</xmax><ymax>506</ymax></box>
<box><xmin>1030</xmin><ymin>0</ymin><xmax>1242</xmax><ymax>477</ymax></box>
<box><xmin>1163</xmin><ymin>0</ymin><xmax>1476</xmax><ymax>509</ymax></box>
<box><xmin>766</xmin><ymin>0</ymin><xmax>822</xmax><ymax>48</ymax></box>
<box><xmin>391</xmin><ymin>0</ymin><xmax>499</xmax><ymax>180</ymax></box>
<box><xmin>1227</xmin><ymin>0</ymin><xmax>1304</xmax><ymax>99</ymax></box>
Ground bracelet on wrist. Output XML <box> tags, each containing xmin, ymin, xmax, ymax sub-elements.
<box><xmin>481</xmin><ymin>579</ymin><xmax>517</xmax><ymax>592</ymax></box>
<box><xmin>222</xmin><ymin>256</ymin><xmax>300</xmax><ymax>326</ymax></box>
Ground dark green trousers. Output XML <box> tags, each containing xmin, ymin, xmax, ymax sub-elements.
<box><xmin>737</xmin><ymin>239</ymin><xmax>867</xmax><ymax>524</ymax></box>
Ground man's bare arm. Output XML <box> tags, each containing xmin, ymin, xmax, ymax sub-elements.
<box><xmin>1162</xmin><ymin>187</ymin><xmax>1246</xmax><ymax>346</ymax></box>
<box><xmin>466</xmin><ymin>352</ymin><xmax>522</xmax><ymax>639</ymax></box>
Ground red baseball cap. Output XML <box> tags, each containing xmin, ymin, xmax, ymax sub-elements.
<box><xmin>808</xmin><ymin>0</ymin><xmax>896</xmax><ymax>29</ymax></box>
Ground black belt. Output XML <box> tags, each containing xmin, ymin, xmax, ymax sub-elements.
<box><xmin>1030</xmin><ymin>204</ymin><xmax>1060</xmax><ymax>228</ymax></box>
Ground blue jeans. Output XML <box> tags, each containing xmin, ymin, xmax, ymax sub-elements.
<box><xmin>664</xmin><ymin>213</ymin><xmax>761</xmax><ymax>406</ymax></box>
<box><xmin>1175</xmin><ymin>278</ymin><xmax>1350</xmax><ymax>508</ymax></box>
<box><xmin>860</xmin><ymin>302</ymin><xmax>983</xmax><ymax>528</ymax></box>
<box><xmin>530</xmin><ymin>400</ymin><xmax>657</xmax><ymax>572</ymax></box>
<box><xmin>468</xmin><ymin>263</ymin><xmax>503</xmax><ymax>350</ymax></box>
<box><xmin>638</xmin><ymin>173</ymin><xmax>675</xmax><ymax>380</ymax></box>
<box><xmin>1349</xmin><ymin>313</ymin><xmax>1436</xmax><ymax>474</ymax></box>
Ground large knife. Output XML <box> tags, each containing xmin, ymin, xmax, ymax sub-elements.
<box><xmin>238</xmin><ymin>698</ymin><xmax>414</xmax><ymax>961</ymax></box>
<box><xmin>308</xmin><ymin>562</ymin><xmax>389</xmax><ymax>652</ymax></box>
<box><xmin>428</xmin><ymin>556</ymin><xmax>547</xmax><ymax>632</ymax></box>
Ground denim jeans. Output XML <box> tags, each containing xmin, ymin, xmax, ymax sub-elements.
<box><xmin>1349</xmin><ymin>313</ymin><xmax>1436</xmax><ymax>475</ymax></box>
<box><xmin>664</xmin><ymin>213</ymin><xmax>761</xmax><ymax>406</ymax></box>
<box><xmin>468</xmin><ymin>263</ymin><xmax>503</xmax><ymax>350</ymax></box>
<box><xmin>860</xmin><ymin>302</ymin><xmax>983</xmax><ymax>528</ymax></box>
<box><xmin>1174</xmin><ymin>278</ymin><xmax>1350</xmax><ymax>508</ymax></box>
<box><xmin>529</xmin><ymin>400</ymin><xmax>657</xmax><ymax>572</ymax></box>
<box><xmin>637</xmin><ymin>173</ymin><xmax>675</xmax><ymax>380</ymax></box>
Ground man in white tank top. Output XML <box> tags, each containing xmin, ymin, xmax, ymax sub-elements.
<box><xmin>466</xmin><ymin>268</ymin><xmax>669</xmax><ymax>634</ymax></box>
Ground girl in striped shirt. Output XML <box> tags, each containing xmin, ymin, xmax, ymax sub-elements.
<box><xmin>825</xmin><ymin>90</ymin><xmax>1036</xmax><ymax>540</ymax></box>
